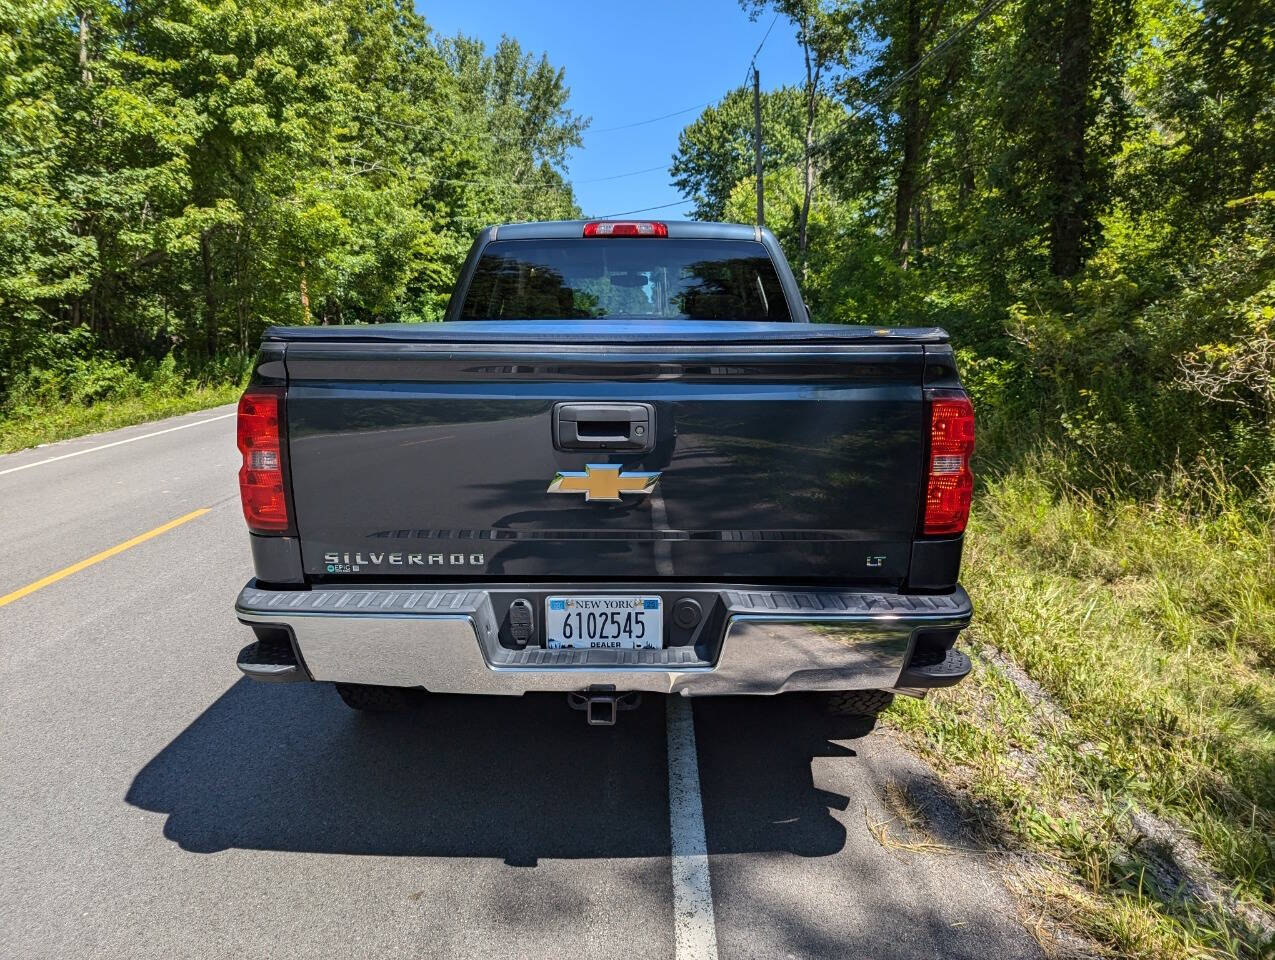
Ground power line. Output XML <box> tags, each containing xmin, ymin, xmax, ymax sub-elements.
<box><xmin>358</xmin><ymin>98</ymin><xmax>713</xmax><ymax>144</ymax></box>
<box><xmin>351</xmin><ymin>111</ymin><xmax>568</xmax><ymax>152</ymax></box>
<box><xmin>419</xmin><ymin>0</ymin><xmax>1006</xmax><ymax>217</ymax></box>
<box><xmin>431</xmin><ymin>176</ymin><xmax>569</xmax><ymax>192</ymax></box>
<box><xmin>589</xmin><ymin>102</ymin><xmax>715</xmax><ymax>134</ymax></box>
<box><xmin>577</xmin><ymin>15</ymin><xmax>786</xmax><ymax>137</ymax></box>
<box><xmin>743</xmin><ymin>11</ymin><xmax>782</xmax><ymax>86</ymax></box>
<box><xmin>347</xmin><ymin>112</ymin><xmax>680</xmax><ymax>199</ymax></box>
<box><xmin>809</xmin><ymin>0</ymin><xmax>1011</xmax><ymax>156</ymax></box>
<box><xmin>576</xmin><ymin>163</ymin><xmax>669</xmax><ymax>184</ymax></box>
<box><xmin>405</xmin><ymin>2</ymin><xmax>1004</xmax><ymax>221</ymax></box>
<box><xmin>584</xmin><ymin>16</ymin><xmax>785</xmax><ymax>223</ymax></box>
<box><xmin>441</xmin><ymin>163</ymin><xmax>666</xmax><ymax>192</ymax></box>
<box><xmin>592</xmin><ymin>199</ymin><xmax>688</xmax><ymax>219</ymax></box>
<box><xmin>596</xmin><ymin>16</ymin><xmax>786</xmax><ymax>223</ymax></box>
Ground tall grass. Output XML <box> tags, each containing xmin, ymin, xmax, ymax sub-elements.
<box><xmin>0</xmin><ymin>349</ymin><xmax>251</xmax><ymax>453</ymax></box>
<box><xmin>891</xmin><ymin>456</ymin><xmax>1275</xmax><ymax>958</ymax></box>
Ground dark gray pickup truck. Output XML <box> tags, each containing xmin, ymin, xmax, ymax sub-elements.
<box><xmin>233</xmin><ymin>219</ymin><xmax>974</xmax><ymax>724</ymax></box>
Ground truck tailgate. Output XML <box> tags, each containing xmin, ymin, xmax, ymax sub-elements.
<box><xmin>281</xmin><ymin>325</ymin><xmax>930</xmax><ymax>584</ymax></box>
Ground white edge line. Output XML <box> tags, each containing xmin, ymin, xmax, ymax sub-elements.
<box><xmin>0</xmin><ymin>411</ymin><xmax>236</xmax><ymax>477</ymax></box>
<box><xmin>667</xmin><ymin>695</ymin><xmax>719</xmax><ymax>960</ymax></box>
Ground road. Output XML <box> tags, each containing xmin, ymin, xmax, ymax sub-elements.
<box><xmin>0</xmin><ymin>407</ymin><xmax>1043</xmax><ymax>960</ymax></box>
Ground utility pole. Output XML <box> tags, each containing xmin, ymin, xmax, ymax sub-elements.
<box><xmin>753</xmin><ymin>66</ymin><xmax>764</xmax><ymax>227</ymax></box>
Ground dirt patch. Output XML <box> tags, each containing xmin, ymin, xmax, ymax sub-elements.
<box><xmin>1124</xmin><ymin>806</ymin><xmax>1275</xmax><ymax>943</ymax></box>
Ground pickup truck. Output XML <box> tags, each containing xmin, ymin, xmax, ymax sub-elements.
<box><xmin>233</xmin><ymin>219</ymin><xmax>974</xmax><ymax>725</ymax></box>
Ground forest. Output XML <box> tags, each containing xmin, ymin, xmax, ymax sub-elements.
<box><xmin>0</xmin><ymin>0</ymin><xmax>584</xmax><ymax>442</ymax></box>
<box><xmin>1</xmin><ymin>1</ymin><xmax>1273</xmax><ymax>954</ymax></box>
<box><xmin>1</xmin><ymin>0</ymin><xmax>1271</xmax><ymax>488</ymax></box>
<box><xmin>673</xmin><ymin>0</ymin><xmax>1274</xmax><ymax>494</ymax></box>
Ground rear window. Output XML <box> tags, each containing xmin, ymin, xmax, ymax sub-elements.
<box><xmin>458</xmin><ymin>238</ymin><xmax>792</xmax><ymax>322</ymax></box>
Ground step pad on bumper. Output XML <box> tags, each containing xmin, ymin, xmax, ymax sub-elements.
<box><xmin>238</xmin><ymin>586</ymin><xmax>960</xmax><ymax>618</ymax></box>
<box><xmin>726</xmin><ymin>590</ymin><xmax>964</xmax><ymax>615</ymax></box>
<box><xmin>899</xmin><ymin>647</ymin><xmax>972</xmax><ymax>688</ymax></box>
<box><xmin>235</xmin><ymin>637</ymin><xmax>304</xmax><ymax>683</ymax></box>
<box><xmin>239</xmin><ymin>587</ymin><xmax>483</xmax><ymax>614</ymax></box>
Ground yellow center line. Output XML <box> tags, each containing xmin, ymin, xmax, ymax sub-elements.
<box><xmin>0</xmin><ymin>508</ymin><xmax>211</xmax><ymax>609</ymax></box>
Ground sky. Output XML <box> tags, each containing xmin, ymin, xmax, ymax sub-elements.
<box><xmin>422</xmin><ymin>0</ymin><xmax>807</xmax><ymax>220</ymax></box>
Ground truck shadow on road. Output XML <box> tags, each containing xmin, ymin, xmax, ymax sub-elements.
<box><xmin>125</xmin><ymin>679</ymin><xmax>872</xmax><ymax>865</ymax></box>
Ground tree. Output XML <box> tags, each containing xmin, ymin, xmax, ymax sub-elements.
<box><xmin>0</xmin><ymin>0</ymin><xmax>588</xmax><ymax>399</ymax></box>
<box><xmin>439</xmin><ymin>34</ymin><xmax>585</xmax><ymax>226</ymax></box>
<box><xmin>0</xmin><ymin>0</ymin><xmax>96</xmax><ymax>383</ymax></box>
<box><xmin>741</xmin><ymin>0</ymin><xmax>850</xmax><ymax>275</ymax></box>
<box><xmin>673</xmin><ymin>0</ymin><xmax>1275</xmax><ymax>488</ymax></box>
<box><xmin>671</xmin><ymin>85</ymin><xmax>838</xmax><ymax>228</ymax></box>
<box><xmin>829</xmin><ymin>0</ymin><xmax>986</xmax><ymax>268</ymax></box>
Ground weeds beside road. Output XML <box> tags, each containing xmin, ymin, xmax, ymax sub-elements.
<box><xmin>0</xmin><ymin>349</ymin><xmax>247</xmax><ymax>454</ymax></box>
<box><xmin>0</xmin><ymin>384</ymin><xmax>242</xmax><ymax>453</ymax></box>
<box><xmin>892</xmin><ymin>462</ymin><xmax>1275</xmax><ymax>959</ymax></box>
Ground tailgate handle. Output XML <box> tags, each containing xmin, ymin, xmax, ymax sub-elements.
<box><xmin>554</xmin><ymin>402</ymin><xmax>654</xmax><ymax>452</ymax></box>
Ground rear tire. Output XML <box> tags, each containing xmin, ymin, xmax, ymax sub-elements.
<box><xmin>334</xmin><ymin>683</ymin><xmax>421</xmax><ymax>712</ymax></box>
<box><xmin>820</xmin><ymin>689</ymin><xmax>895</xmax><ymax>718</ymax></box>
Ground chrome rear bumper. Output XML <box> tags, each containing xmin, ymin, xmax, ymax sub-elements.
<box><xmin>235</xmin><ymin>582</ymin><xmax>971</xmax><ymax>696</ymax></box>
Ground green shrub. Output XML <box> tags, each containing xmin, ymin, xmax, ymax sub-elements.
<box><xmin>0</xmin><ymin>330</ymin><xmax>251</xmax><ymax>452</ymax></box>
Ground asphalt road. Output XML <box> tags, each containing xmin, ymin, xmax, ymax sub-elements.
<box><xmin>0</xmin><ymin>407</ymin><xmax>1044</xmax><ymax>960</ymax></box>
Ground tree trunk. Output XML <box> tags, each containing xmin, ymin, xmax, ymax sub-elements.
<box><xmin>894</xmin><ymin>0</ymin><xmax>922</xmax><ymax>268</ymax></box>
<box><xmin>79</xmin><ymin>11</ymin><xmax>91</xmax><ymax>85</ymax></box>
<box><xmin>1050</xmin><ymin>0</ymin><xmax>1092</xmax><ymax>278</ymax></box>
<box><xmin>236</xmin><ymin>230</ymin><xmax>247</xmax><ymax>353</ymax></box>
<box><xmin>300</xmin><ymin>260</ymin><xmax>311</xmax><ymax>324</ymax></box>
<box><xmin>200</xmin><ymin>231</ymin><xmax>217</xmax><ymax>357</ymax></box>
<box><xmin>798</xmin><ymin>34</ymin><xmax>817</xmax><ymax>281</ymax></box>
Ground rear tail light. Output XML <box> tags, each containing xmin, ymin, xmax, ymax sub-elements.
<box><xmin>583</xmin><ymin>221</ymin><xmax>668</xmax><ymax>237</ymax></box>
<box><xmin>923</xmin><ymin>390</ymin><xmax>975</xmax><ymax>535</ymax></box>
<box><xmin>237</xmin><ymin>390</ymin><xmax>291</xmax><ymax>533</ymax></box>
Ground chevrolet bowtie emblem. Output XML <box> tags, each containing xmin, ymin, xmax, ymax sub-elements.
<box><xmin>547</xmin><ymin>464</ymin><xmax>661</xmax><ymax>503</ymax></box>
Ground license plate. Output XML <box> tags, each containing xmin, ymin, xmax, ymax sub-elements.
<box><xmin>545</xmin><ymin>596</ymin><xmax>663</xmax><ymax>650</ymax></box>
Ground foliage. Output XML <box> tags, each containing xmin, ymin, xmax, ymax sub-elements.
<box><xmin>0</xmin><ymin>0</ymin><xmax>585</xmax><ymax>421</ymax></box>
<box><xmin>672</xmin><ymin>0</ymin><xmax>1275</xmax><ymax>491</ymax></box>
<box><xmin>740</xmin><ymin>0</ymin><xmax>853</xmax><ymax>274</ymax></box>
<box><xmin>0</xmin><ymin>331</ymin><xmax>249</xmax><ymax>452</ymax></box>
<box><xmin>671</xmin><ymin>85</ymin><xmax>828</xmax><ymax>222</ymax></box>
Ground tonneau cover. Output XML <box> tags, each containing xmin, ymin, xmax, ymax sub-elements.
<box><xmin>264</xmin><ymin>319</ymin><xmax>950</xmax><ymax>345</ymax></box>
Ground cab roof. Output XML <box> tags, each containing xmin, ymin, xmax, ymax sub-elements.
<box><xmin>486</xmin><ymin>220</ymin><xmax>765</xmax><ymax>241</ymax></box>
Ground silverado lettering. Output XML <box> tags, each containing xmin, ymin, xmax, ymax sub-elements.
<box><xmin>322</xmin><ymin>552</ymin><xmax>484</xmax><ymax>566</ymax></box>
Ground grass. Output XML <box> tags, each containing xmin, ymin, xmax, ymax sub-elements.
<box><xmin>0</xmin><ymin>383</ymin><xmax>244</xmax><ymax>453</ymax></box>
<box><xmin>0</xmin><ymin>352</ymin><xmax>249</xmax><ymax>454</ymax></box>
<box><xmin>887</xmin><ymin>457</ymin><xmax>1275</xmax><ymax>959</ymax></box>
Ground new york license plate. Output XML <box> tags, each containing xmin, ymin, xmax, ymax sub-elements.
<box><xmin>545</xmin><ymin>596</ymin><xmax>663</xmax><ymax>650</ymax></box>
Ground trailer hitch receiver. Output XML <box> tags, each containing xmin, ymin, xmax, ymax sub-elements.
<box><xmin>567</xmin><ymin>686</ymin><xmax>642</xmax><ymax>726</ymax></box>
